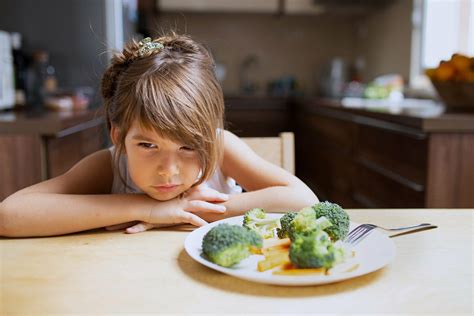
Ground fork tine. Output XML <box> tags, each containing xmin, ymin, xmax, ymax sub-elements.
<box><xmin>345</xmin><ymin>224</ymin><xmax>370</xmax><ymax>243</ymax></box>
<box><xmin>347</xmin><ymin>225</ymin><xmax>376</xmax><ymax>245</ymax></box>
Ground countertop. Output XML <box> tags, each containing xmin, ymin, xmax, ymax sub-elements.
<box><xmin>1</xmin><ymin>209</ymin><xmax>472</xmax><ymax>314</ymax></box>
<box><xmin>303</xmin><ymin>98</ymin><xmax>474</xmax><ymax>133</ymax></box>
<box><xmin>0</xmin><ymin>107</ymin><xmax>104</xmax><ymax>136</ymax></box>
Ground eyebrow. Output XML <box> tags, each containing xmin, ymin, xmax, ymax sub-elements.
<box><xmin>131</xmin><ymin>134</ymin><xmax>156</xmax><ymax>142</ymax></box>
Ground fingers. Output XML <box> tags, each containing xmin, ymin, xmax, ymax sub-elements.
<box><xmin>181</xmin><ymin>212</ymin><xmax>208</xmax><ymax>227</ymax></box>
<box><xmin>125</xmin><ymin>222</ymin><xmax>156</xmax><ymax>234</ymax></box>
<box><xmin>186</xmin><ymin>185</ymin><xmax>229</xmax><ymax>202</ymax></box>
<box><xmin>187</xmin><ymin>200</ymin><xmax>226</xmax><ymax>214</ymax></box>
<box><xmin>105</xmin><ymin>221</ymin><xmax>139</xmax><ymax>231</ymax></box>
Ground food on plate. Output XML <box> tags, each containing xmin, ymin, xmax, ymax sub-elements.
<box><xmin>289</xmin><ymin>230</ymin><xmax>349</xmax><ymax>269</ymax></box>
<box><xmin>201</xmin><ymin>201</ymin><xmax>355</xmax><ymax>274</ymax></box>
<box><xmin>276</xmin><ymin>211</ymin><xmax>297</xmax><ymax>239</ymax></box>
<box><xmin>287</xmin><ymin>207</ymin><xmax>333</xmax><ymax>241</ymax></box>
<box><xmin>313</xmin><ymin>201</ymin><xmax>350</xmax><ymax>241</ymax></box>
<box><xmin>258</xmin><ymin>251</ymin><xmax>290</xmax><ymax>272</ymax></box>
<box><xmin>201</xmin><ymin>223</ymin><xmax>262</xmax><ymax>267</ymax></box>
<box><xmin>273</xmin><ymin>267</ymin><xmax>326</xmax><ymax>276</ymax></box>
<box><xmin>281</xmin><ymin>202</ymin><xmax>349</xmax><ymax>242</ymax></box>
<box><xmin>242</xmin><ymin>208</ymin><xmax>280</xmax><ymax>239</ymax></box>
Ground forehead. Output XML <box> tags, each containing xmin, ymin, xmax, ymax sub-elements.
<box><xmin>127</xmin><ymin>120</ymin><xmax>167</xmax><ymax>142</ymax></box>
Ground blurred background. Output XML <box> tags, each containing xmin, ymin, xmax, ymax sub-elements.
<box><xmin>1</xmin><ymin>0</ymin><xmax>473</xmax><ymax>208</ymax></box>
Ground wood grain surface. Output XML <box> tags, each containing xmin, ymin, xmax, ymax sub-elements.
<box><xmin>1</xmin><ymin>209</ymin><xmax>472</xmax><ymax>314</ymax></box>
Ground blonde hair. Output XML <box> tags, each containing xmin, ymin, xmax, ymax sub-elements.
<box><xmin>101</xmin><ymin>33</ymin><xmax>225</xmax><ymax>187</ymax></box>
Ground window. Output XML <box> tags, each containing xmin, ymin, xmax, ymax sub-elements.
<box><xmin>411</xmin><ymin>0</ymin><xmax>473</xmax><ymax>85</ymax></box>
<box><xmin>422</xmin><ymin>0</ymin><xmax>474</xmax><ymax>68</ymax></box>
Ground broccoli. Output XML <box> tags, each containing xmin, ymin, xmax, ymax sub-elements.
<box><xmin>202</xmin><ymin>223</ymin><xmax>263</xmax><ymax>267</ymax></box>
<box><xmin>276</xmin><ymin>211</ymin><xmax>297</xmax><ymax>239</ymax></box>
<box><xmin>313</xmin><ymin>201</ymin><xmax>350</xmax><ymax>241</ymax></box>
<box><xmin>289</xmin><ymin>229</ymin><xmax>340</xmax><ymax>269</ymax></box>
<box><xmin>287</xmin><ymin>207</ymin><xmax>332</xmax><ymax>241</ymax></box>
<box><xmin>242</xmin><ymin>208</ymin><xmax>280</xmax><ymax>239</ymax></box>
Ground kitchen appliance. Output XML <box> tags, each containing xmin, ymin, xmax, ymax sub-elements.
<box><xmin>319</xmin><ymin>58</ymin><xmax>348</xmax><ymax>98</ymax></box>
<box><xmin>0</xmin><ymin>30</ymin><xmax>15</xmax><ymax>110</ymax></box>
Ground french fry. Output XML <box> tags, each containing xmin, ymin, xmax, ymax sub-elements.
<box><xmin>250</xmin><ymin>246</ymin><xmax>263</xmax><ymax>255</ymax></box>
<box><xmin>263</xmin><ymin>238</ymin><xmax>291</xmax><ymax>249</ymax></box>
<box><xmin>262</xmin><ymin>245</ymin><xmax>289</xmax><ymax>256</ymax></box>
<box><xmin>257</xmin><ymin>252</ymin><xmax>290</xmax><ymax>272</ymax></box>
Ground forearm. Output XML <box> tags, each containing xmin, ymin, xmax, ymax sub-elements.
<box><xmin>0</xmin><ymin>193</ymin><xmax>150</xmax><ymax>237</ymax></box>
<box><xmin>201</xmin><ymin>185</ymin><xmax>318</xmax><ymax>222</ymax></box>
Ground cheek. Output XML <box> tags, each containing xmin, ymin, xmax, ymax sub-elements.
<box><xmin>126</xmin><ymin>150</ymin><xmax>153</xmax><ymax>183</ymax></box>
<box><xmin>181</xmin><ymin>158</ymin><xmax>202</xmax><ymax>181</ymax></box>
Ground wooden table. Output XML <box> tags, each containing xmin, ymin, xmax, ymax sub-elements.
<box><xmin>1</xmin><ymin>209</ymin><xmax>472</xmax><ymax>314</ymax></box>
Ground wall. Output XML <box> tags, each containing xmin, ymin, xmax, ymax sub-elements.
<box><xmin>0</xmin><ymin>0</ymin><xmax>108</xmax><ymax>92</ymax></box>
<box><xmin>150</xmin><ymin>12</ymin><xmax>360</xmax><ymax>95</ymax></box>
<box><xmin>357</xmin><ymin>0</ymin><xmax>414</xmax><ymax>82</ymax></box>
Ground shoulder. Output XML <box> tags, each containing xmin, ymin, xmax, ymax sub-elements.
<box><xmin>64</xmin><ymin>148</ymin><xmax>114</xmax><ymax>194</ymax></box>
<box><xmin>220</xmin><ymin>130</ymin><xmax>255</xmax><ymax>166</ymax></box>
<box><xmin>222</xmin><ymin>129</ymin><xmax>248</xmax><ymax>152</ymax></box>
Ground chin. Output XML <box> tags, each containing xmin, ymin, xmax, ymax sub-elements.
<box><xmin>145</xmin><ymin>189</ymin><xmax>182</xmax><ymax>201</ymax></box>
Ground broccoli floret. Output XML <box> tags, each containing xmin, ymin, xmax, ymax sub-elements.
<box><xmin>242</xmin><ymin>208</ymin><xmax>280</xmax><ymax>239</ymax></box>
<box><xmin>313</xmin><ymin>201</ymin><xmax>350</xmax><ymax>241</ymax></box>
<box><xmin>289</xmin><ymin>230</ymin><xmax>338</xmax><ymax>269</ymax></box>
<box><xmin>202</xmin><ymin>223</ymin><xmax>263</xmax><ymax>267</ymax></box>
<box><xmin>331</xmin><ymin>240</ymin><xmax>351</xmax><ymax>265</ymax></box>
<box><xmin>276</xmin><ymin>211</ymin><xmax>297</xmax><ymax>239</ymax></box>
<box><xmin>288</xmin><ymin>207</ymin><xmax>332</xmax><ymax>241</ymax></box>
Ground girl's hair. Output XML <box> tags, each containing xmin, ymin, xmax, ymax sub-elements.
<box><xmin>101</xmin><ymin>32</ymin><xmax>224</xmax><ymax>187</ymax></box>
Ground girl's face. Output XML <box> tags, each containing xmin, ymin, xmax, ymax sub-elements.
<box><xmin>121</xmin><ymin>121</ymin><xmax>201</xmax><ymax>201</ymax></box>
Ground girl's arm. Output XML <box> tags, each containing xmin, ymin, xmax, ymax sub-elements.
<box><xmin>0</xmin><ymin>149</ymin><xmax>223</xmax><ymax>237</ymax></box>
<box><xmin>199</xmin><ymin>130</ymin><xmax>319</xmax><ymax>221</ymax></box>
<box><xmin>0</xmin><ymin>150</ymin><xmax>149</xmax><ymax>237</ymax></box>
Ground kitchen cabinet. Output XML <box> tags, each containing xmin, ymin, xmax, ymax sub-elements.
<box><xmin>0</xmin><ymin>109</ymin><xmax>107</xmax><ymax>200</ymax></box>
<box><xmin>158</xmin><ymin>0</ymin><xmax>279</xmax><ymax>13</ymax></box>
<box><xmin>295</xmin><ymin>99</ymin><xmax>474</xmax><ymax>208</ymax></box>
<box><xmin>285</xmin><ymin>0</ymin><xmax>326</xmax><ymax>14</ymax></box>
<box><xmin>158</xmin><ymin>0</ymin><xmax>392</xmax><ymax>15</ymax></box>
<box><xmin>224</xmin><ymin>96</ymin><xmax>293</xmax><ymax>137</ymax></box>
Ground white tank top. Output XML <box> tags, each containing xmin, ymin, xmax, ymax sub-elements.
<box><xmin>108</xmin><ymin>146</ymin><xmax>242</xmax><ymax>195</ymax></box>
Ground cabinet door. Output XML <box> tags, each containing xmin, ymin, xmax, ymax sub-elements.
<box><xmin>47</xmin><ymin>125</ymin><xmax>106</xmax><ymax>178</ymax></box>
<box><xmin>295</xmin><ymin>113</ymin><xmax>360</xmax><ymax>208</ymax></box>
<box><xmin>0</xmin><ymin>135</ymin><xmax>42</xmax><ymax>200</ymax></box>
<box><xmin>159</xmin><ymin>0</ymin><xmax>278</xmax><ymax>13</ymax></box>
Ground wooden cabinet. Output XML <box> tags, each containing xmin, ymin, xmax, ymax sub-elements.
<box><xmin>0</xmin><ymin>109</ymin><xmax>107</xmax><ymax>200</ymax></box>
<box><xmin>295</xmin><ymin>101</ymin><xmax>474</xmax><ymax>208</ymax></box>
<box><xmin>224</xmin><ymin>97</ymin><xmax>292</xmax><ymax>137</ymax></box>
<box><xmin>159</xmin><ymin>0</ymin><xmax>278</xmax><ymax>13</ymax></box>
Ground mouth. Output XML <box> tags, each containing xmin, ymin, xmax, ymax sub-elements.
<box><xmin>152</xmin><ymin>184</ymin><xmax>181</xmax><ymax>193</ymax></box>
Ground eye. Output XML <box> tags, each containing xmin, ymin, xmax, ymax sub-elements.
<box><xmin>180</xmin><ymin>146</ymin><xmax>195</xmax><ymax>152</ymax></box>
<box><xmin>138</xmin><ymin>142</ymin><xmax>156</xmax><ymax>149</ymax></box>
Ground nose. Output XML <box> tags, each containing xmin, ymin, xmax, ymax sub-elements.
<box><xmin>156</xmin><ymin>154</ymin><xmax>179</xmax><ymax>177</ymax></box>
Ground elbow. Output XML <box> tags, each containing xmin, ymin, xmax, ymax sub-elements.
<box><xmin>294</xmin><ymin>186</ymin><xmax>319</xmax><ymax>209</ymax></box>
<box><xmin>0</xmin><ymin>201</ymin><xmax>8</xmax><ymax>236</ymax></box>
<box><xmin>0</xmin><ymin>199</ymin><xmax>17</xmax><ymax>237</ymax></box>
<box><xmin>302</xmin><ymin>192</ymin><xmax>319</xmax><ymax>208</ymax></box>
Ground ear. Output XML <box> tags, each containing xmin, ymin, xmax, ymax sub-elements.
<box><xmin>110</xmin><ymin>125</ymin><xmax>120</xmax><ymax>146</ymax></box>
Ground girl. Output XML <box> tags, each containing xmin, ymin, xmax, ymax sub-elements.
<box><xmin>0</xmin><ymin>33</ymin><xmax>318</xmax><ymax>237</ymax></box>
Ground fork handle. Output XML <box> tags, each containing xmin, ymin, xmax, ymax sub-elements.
<box><xmin>389</xmin><ymin>224</ymin><xmax>438</xmax><ymax>238</ymax></box>
<box><xmin>385</xmin><ymin>223</ymin><xmax>433</xmax><ymax>231</ymax></box>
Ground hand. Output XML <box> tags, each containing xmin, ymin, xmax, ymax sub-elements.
<box><xmin>118</xmin><ymin>185</ymin><xmax>229</xmax><ymax>234</ymax></box>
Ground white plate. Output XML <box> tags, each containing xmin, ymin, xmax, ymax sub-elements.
<box><xmin>184</xmin><ymin>214</ymin><xmax>396</xmax><ymax>286</ymax></box>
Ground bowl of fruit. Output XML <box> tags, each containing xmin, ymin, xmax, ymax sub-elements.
<box><xmin>426</xmin><ymin>54</ymin><xmax>474</xmax><ymax>110</ymax></box>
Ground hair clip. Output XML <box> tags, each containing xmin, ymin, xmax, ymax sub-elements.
<box><xmin>138</xmin><ymin>37</ymin><xmax>164</xmax><ymax>57</ymax></box>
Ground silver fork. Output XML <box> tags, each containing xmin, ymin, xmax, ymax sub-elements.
<box><xmin>345</xmin><ymin>223</ymin><xmax>437</xmax><ymax>245</ymax></box>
